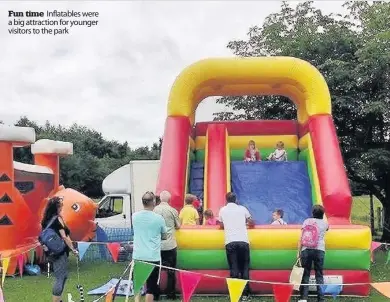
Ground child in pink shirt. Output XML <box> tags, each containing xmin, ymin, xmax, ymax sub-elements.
<box><xmin>204</xmin><ymin>209</ymin><xmax>218</xmax><ymax>225</ymax></box>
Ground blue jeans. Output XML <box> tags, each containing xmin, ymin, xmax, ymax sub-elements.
<box><xmin>299</xmin><ymin>249</ymin><xmax>325</xmax><ymax>301</ymax></box>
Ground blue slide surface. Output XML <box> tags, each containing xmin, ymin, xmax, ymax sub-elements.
<box><xmin>231</xmin><ymin>161</ymin><xmax>312</xmax><ymax>224</ymax></box>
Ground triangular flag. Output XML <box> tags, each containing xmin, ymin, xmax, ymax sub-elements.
<box><xmin>226</xmin><ymin>278</ymin><xmax>248</xmax><ymax>302</ymax></box>
<box><xmin>133</xmin><ymin>261</ymin><xmax>154</xmax><ymax>295</ymax></box>
<box><xmin>77</xmin><ymin>242</ymin><xmax>91</xmax><ymax>261</ymax></box>
<box><xmin>29</xmin><ymin>249</ymin><xmax>35</xmax><ymax>265</ymax></box>
<box><xmin>17</xmin><ymin>254</ymin><xmax>24</xmax><ymax>277</ymax></box>
<box><xmin>107</xmin><ymin>243</ymin><xmax>121</xmax><ymax>263</ymax></box>
<box><xmin>0</xmin><ymin>285</ymin><xmax>4</xmax><ymax>302</ymax></box>
<box><xmin>321</xmin><ymin>284</ymin><xmax>342</xmax><ymax>299</ymax></box>
<box><xmin>1</xmin><ymin>258</ymin><xmax>10</xmax><ymax>286</ymax></box>
<box><xmin>371</xmin><ymin>282</ymin><xmax>390</xmax><ymax>298</ymax></box>
<box><xmin>179</xmin><ymin>271</ymin><xmax>202</xmax><ymax>302</ymax></box>
<box><xmin>105</xmin><ymin>287</ymin><xmax>114</xmax><ymax>302</ymax></box>
<box><xmin>272</xmin><ymin>284</ymin><xmax>293</xmax><ymax>302</ymax></box>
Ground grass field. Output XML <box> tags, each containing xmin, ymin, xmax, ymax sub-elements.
<box><xmin>3</xmin><ymin>196</ymin><xmax>389</xmax><ymax>301</ymax></box>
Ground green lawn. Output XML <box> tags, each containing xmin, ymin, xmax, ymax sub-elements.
<box><xmin>2</xmin><ymin>196</ymin><xmax>388</xmax><ymax>301</ymax></box>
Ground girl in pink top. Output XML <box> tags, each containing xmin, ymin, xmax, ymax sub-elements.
<box><xmin>204</xmin><ymin>209</ymin><xmax>218</xmax><ymax>225</ymax></box>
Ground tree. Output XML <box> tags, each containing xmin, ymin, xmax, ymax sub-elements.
<box><xmin>11</xmin><ymin>117</ymin><xmax>160</xmax><ymax>197</ymax></box>
<box><xmin>214</xmin><ymin>1</ymin><xmax>390</xmax><ymax>241</ymax></box>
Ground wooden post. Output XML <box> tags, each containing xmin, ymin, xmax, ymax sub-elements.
<box><xmin>377</xmin><ymin>207</ymin><xmax>383</xmax><ymax>232</ymax></box>
<box><xmin>370</xmin><ymin>192</ymin><xmax>376</xmax><ymax>235</ymax></box>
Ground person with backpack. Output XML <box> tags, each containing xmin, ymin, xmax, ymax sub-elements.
<box><xmin>40</xmin><ymin>196</ymin><xmax>79</xmax><ymax>302</ymax></box>
<box><xmin>297</xmin><ymin>205</ymin><xmax>329</xmax><ymax>302</ymax></box>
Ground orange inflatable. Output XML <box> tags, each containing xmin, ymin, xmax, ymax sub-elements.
<box><xmin>0</xmin><ymin>129</ymin><xmax>97</xmax><ymax>276</ymax></box>
<box><xmin>54</xmin><ymin>188</ymin><xmax>97</xmax><ymax>241</ymax></box>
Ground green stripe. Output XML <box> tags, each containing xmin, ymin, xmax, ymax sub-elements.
<box><xmin>177</xmin><ymin>249</ymin><xmax>370</xmax><ymax>270</ymax></box>
<box><xmin>195</xmin><ymin>148</ymin><xmax>298</xmax><ymax>162</ymax></box>
<box><xmin>299</xmin><ymin>149</ymin><xmax>316</xmax><ymax>204</ymax></box>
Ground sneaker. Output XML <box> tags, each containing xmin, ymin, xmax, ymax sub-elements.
<box><xmin>166</xmin><ymin>294</ymin><xmax>177</xmax><ymax>300</ymax></box>
<box><xmin>241</xmin><ymin>296</ymin><xmax>251</xmax><ymax>302</ymax></box>
<box><xmin>298</xmin><ymin>300</ymin><xmax>307</xmax><ymax>302</ymax></box>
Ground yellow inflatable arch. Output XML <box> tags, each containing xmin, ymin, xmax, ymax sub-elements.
<box><xmin>166</xmin><ymin>57</ymin><xmax>332</xmax><ymax>124</ymax></box>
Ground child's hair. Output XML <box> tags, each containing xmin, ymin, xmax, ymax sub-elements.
<box><xmin>312</xmin><ymin>205</ymin><xmax>325</xmax><ymax>219</ymax></box>
<box><xmin>185</xmin><ymin>194</ymin><xmax>197</xmax><ymax>205</ymax></box>
<box><xmin>204</xmin><ymin>209</ymin><xmax>214</xmax><ymax>218</ymax></box>
<box><xmin>273</xmin><ymin>208</ymin><xmax>284</xmax><ymax>218</ymax></box>
<box><xmin>248</xmin><ymin>140</ymin><xmax>256</xmax><ymax>148</ymax></box>
<box><xmin>277</xmin><ymin>141</ymin><xmax>285</xmax><ymax>148</ymax></box>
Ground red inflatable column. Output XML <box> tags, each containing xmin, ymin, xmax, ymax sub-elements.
<box><xmin>309</xmin><ymin>115</ymin><xmax>352</xmax><ymax>219</ymax></box>
<box><xmin>156</xmin><ymin>116</ymin><xmax>191</xmax><ymax>211</ymax></box>
<box><xmin>204</xmin><ymin>124</ymin><xmax>229</xmax><ymax>216</ymax></box>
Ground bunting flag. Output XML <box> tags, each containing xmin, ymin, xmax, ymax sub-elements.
<box><xmin>226</xmin><ymin>278</ymin><xmax>248</xmax><ymax>302</ymax></box>
<box><xmin>272</xmin><ymin>284</ymin><xmax>294</xmax><ymax>302</ymax></box>
<box><xmin>370</xmin><ymin>242</ymin><xmax>382</xmax><ymax>262</ymax></box>
<box><xmin>77</xmin><ymin>242</ymin><xmax>91</xmax><ymax>261</ymax></box>
<box><xmin>17</xmin><ymin>254</ymin><xmax>24</xmax><ymax>277</ymax></box>
<box><xmin>107</xmin><ymin>243</ymin><xmax>121</xmax><ymax>263</ymax></box>
<box><xmin>179</xmin><ymin>271</ymin><xmax>202</xmax><ymax>302</ymax></box>
<box><xmin>133</xmin><ymin>261</ymin><xmax>154</xmax><ymax>295</ymax></box>
<box><xmin>0</xmin><ymin>285</ymin><xmax>4</xmax><ymax>302</ymax></box>
<box><xmin>371</xmin><ymin>282</ymin><xmax>390</xmax><ymax>298</ymax></box>
<box><xmin>321</xmin><ymin>284</ymin><xmax>342</xmax><ymax>299</ymax></box>
<box><xmin>1</xmin><ymin>258</ymin><xmax>10</xmax><ymax>286</ymax></box>
<box><xmin>105</xmin><ymin>287</ymin><xmax>115</xmax><ymax>302</ymax></box>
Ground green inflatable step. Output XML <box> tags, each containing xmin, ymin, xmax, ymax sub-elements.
<box><xmin>194</xmin><ymin>148</ymin><xmax>298</xmax><ymax>162</ymax></box>
<box><xmin>177</xmin><ymin>249</ymin><xmax>370</xmax><ymax>270</ymax></box>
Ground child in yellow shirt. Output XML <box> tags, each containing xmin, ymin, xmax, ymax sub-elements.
<box><xmin>179</xmin><ymin>194</ymin><xmax>200</xmax><ymax>225</ymax></box>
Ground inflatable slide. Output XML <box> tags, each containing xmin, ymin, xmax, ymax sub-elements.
<box><xmin>156</xmin><ymin>57</ymin><xmax>371</xmax><ymax>296</ymax></box>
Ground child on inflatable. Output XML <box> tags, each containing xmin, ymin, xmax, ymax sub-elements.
<box><xmin>271</xmin><ymin>208</ymin><xmax>287</xmax><ymax>225</ymax></box>
<box><xmin>204</xmin><ymin>209</ymin><xmax>218</xmax><ymax>225</ymax></box>
<box><xmin>244</xmin><ymin>140</ymin><xmax>261</xmax><ymax>162</ymax></box>
<box><xmin>267</xmin><ymin>141</ymin><xmax>288</xmax><ymax>161</ymax></box>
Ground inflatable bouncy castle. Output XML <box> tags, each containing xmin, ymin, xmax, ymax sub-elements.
<box><xmin>0</xmin><ymin>126</ymin><xmax>97</xmax><ymax>275</ymax></box>
<box><xmin>156</xmin><ymin>57</ymin><xmax>371</xmax><ymax>296</ymax></box>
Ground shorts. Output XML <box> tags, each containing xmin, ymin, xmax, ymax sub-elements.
<box><xmin>134</xmin><ymin>260</ymin><xmax>160</xmax><ymax>295</ymax></box>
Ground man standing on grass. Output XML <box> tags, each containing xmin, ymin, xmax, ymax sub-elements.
<box><xmin>133</xmin><ymin>191</ymin><xmax>167</xmax><ymax>302</ymax></box>
<box><xmin>154</xmin><ymin>190</ymin><xmax>181</xmax><ymax>300</ymax></box>
<box><xmin>219</xmin><ymin>192</ymin><xmax>254</xmax><ymax>301</ymax></box>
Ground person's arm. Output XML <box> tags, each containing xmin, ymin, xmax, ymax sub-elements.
<box><xmin>297</xmin><ymin>221</ymin><xmax>307</xmax><ymax>258</ymax></box>
<box><xmin>218</xmin><ymin>210</ymin><xmax>224</xmax><ymax>229</ymax></box>
<box><xmin>194</xmin><ymin>209</ymin><xmax>200</xmax><ymax>225</ymax></box>
<box><xmin>173</xmin><ymin>209</ymin><xmax>181</xmax><ymax>230</ymax></box>
<box><xmin>160</xmin><ymin>218</ymin><xmax>168</xmax><ymax>240</ymax></box>
<box><xmin>179</xmin><ymin>210</ymin><xmax>184</xmax><ymax>225</ymax></box>
<box><xmin>297</xmin><ymin>232</ymin><xmax>302</xmax><ymax>258</ymax></box>
<box><xmin>58</xmin><ymin>218</ymin><xmax>78</xmax><ymax>255</ymax></box>
<box><xmin>244</xmin><ymin>207</ymin><xmax>255</xmax><ymax>227</ymax></box>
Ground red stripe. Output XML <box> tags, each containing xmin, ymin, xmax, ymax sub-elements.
<box><xmin>309</xmin><ymin>115</ymin><xmax>352</xmax><ymax>219</ymax></box>
<box><xmin>195</xmin><ymin>120</ymin><xmax>298</xmax><ymax>136</ymax></box>
<box><xmin>159</xmin><ymin>270</ymin><xmax>370</xmax><ymax>296</ymax></box>
<box><xmin>156</xmin><ymin>116</ymin><xmax>191</xmax><ymax>211</ymax></box>
<box><xmin>206</xmin><ymin>124</ymin><xmax>228</xmax><ymax>215</ymax></box>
